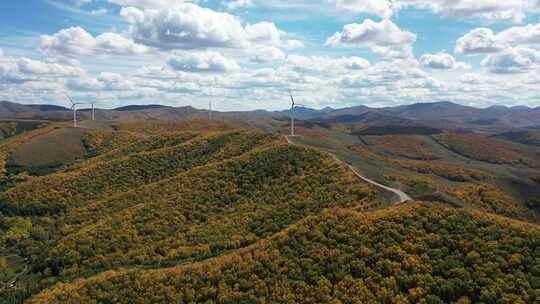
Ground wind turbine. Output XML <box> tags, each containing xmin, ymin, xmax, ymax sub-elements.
<box><xmin>208</xmin><ymin>86</ymin><xmax>215</xmax><ymax>121</ymax></box>
<box><xmin>288</xmin><ymin>89</ymin><xmax>307</xmax><ymax>137</ymax></box>
<box><xmin>66</xmin><ymin>94</ymin><xmax>84</xmax><ymax>128</ymax></box>
<box><xmin>89</xmin><ymin>102</ymin><xmax>96</xmax><ymax>121</ymax></box>
<box><xmin>90</xmin><ymin>92</ymin><xmax>103</xmax><ymax>121</ymax></box>
<box><xmin>209</xmin><ymin>99</ymin><xmax>213</xmax><ymax>121</ymax></box>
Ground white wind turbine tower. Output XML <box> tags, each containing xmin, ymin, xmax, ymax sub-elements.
<box><xmin>90</xmin><ymin>92</ymin><xmax>103</xmax><ymax>121</ymax></box>
<box><xmin>66</xmin><ymin>94</ymin><xmax>84</xmax><ymax>128</ymax></box>
<box><xmin>89</xmin><ymin>102</ymin><xmax>96</xmax><ymax>121</ymax></box>
<box><xmin>208</xmin><ymin>85</ymin><xmax>216</xmax><ymax>121</ymax></box>
<box><xmin>209</xmin><ymin>98</ymin><xmax>213</xmax><ymax>121</ymax></box>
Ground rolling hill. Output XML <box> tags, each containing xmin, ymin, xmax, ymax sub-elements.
<box><xmin>113</xmin><ymin>105</ymin><xmax>171</xmax><ymax>111</ymax></box>
<box><xmin>321</xmin><ymin>101</ymin><xmax>540</xmax><ymax>129</ymax></box>
<box><xmin>433</xmin><ymin>133</ymin><xmax>539</xmax><ymax>167</ymax></box>
<box><xmin>28</xmin><ymin>202</ymin><xmax>540</xmax><ymax>304</ymax></box>
<box><xmin>497</xmin><ymin>130</ymin><xmax>540</xmax><ymax>147</ymax></box>
<box><xmin>0</xmin><ymin>123</ymin><xmax>378</xmax><ymax>303</ymax></box>
<box><xmin>0</xmin><ymin>102</ymin><xmax>69</xmax><ymax>118</ymax></box>
<box><xmin>286</xmin><ymin>122</ymin><xmax>540</xmax><ymax>221</ymax></box>
<box><xmin>0</xmin><ymin>102</ymin><xmax>37</xmax><ymax>117</ymax></box>
<box><xmin>0</xmin><ymin>121</ymin><xmax>48</xmax><ymax>140</ymax></box>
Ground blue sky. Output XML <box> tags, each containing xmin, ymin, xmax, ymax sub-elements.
<box><xmin>1</xmin><ymin>0</ymin><xmax>540</xmax><ymax>110</ymax></box>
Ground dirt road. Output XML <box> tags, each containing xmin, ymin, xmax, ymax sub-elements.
<box><xmin>285</xmin><ymin>135</ymin><xmax>411</xmax><ymax>204</ymax></box>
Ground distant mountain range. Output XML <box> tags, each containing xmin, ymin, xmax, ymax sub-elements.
<box><xmin>0</xmin><ymin>101</ymin><xmax>71</xmax><ymax>114</ymax></box>
<box><xmin>114</xmin><ymin>104</ymin><xmax>172</xmax><ymax>112</ymax></box>
<box><xmin>297</xmin><ymin>101</ymin><xmax>540</xmax><ymax>128</ymax></box>
<box><xmin>1</xmin><ymin>100</ymin><xmax>539</xmax><ymax>130</ymax></box>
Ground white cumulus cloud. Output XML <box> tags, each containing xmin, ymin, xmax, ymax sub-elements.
<box><xmin>224</xmin><ymin>0</ymin><xmax>254</xmax><ymax>10</ymax></box>
<box><xmin>121</xmin><ymin>5</ymin><xmax>247</xmax><ymax>49</ymax></box>
<box><xmin>326</xmin><ymin>19</ymin><xmax>416</xmax><ymax>59</ymax></box>
<box><xmin>418</xmin><ymin>0</ymin><xmax>536</xmax><ymax>22</ymax></box>
<box><xmin>167</xmin><ymin>51</ymin><xmax>240</xmax><ymax>73</ymax></box>
<box><xmin>455</xmin><ymin>28</ymin><xmax>508</xmax><ymax>55</ymax></box>
<box><xmin>286</xmin><ymin>55</ymin><xmax>370</xmax><ymax>74</ymax></box>
<box><xmin>249</xmin><ymin>46</ymin><xmax>286</xmax><ymax>63</ymax></box>
<box><xmin>332</xmin><ymin>0</ymin><xmax>537</xmax><ymax>22</ymax></box>
<box><xmin>455</xmin><ymin>23</ymin><xmax>540</xmax><ymax>74</ymax></box>
<box><xmin>481</xmin><ymin>47</ymin><xmax>540</xmax><ymax>73</ymax></box>
<box><xmin>120</xmin><ymin>4</ymin><xmax>301</xmax><ymax>51</ymax></box>
<box><xmin>420</xmin><ymin>52</ymin><xmax>470</xmax><ymax>69</ymax></box>
<box><xmin>334</xmin><ymin>0</ymin><xmax>393</xmax><ymax>18</ymax></box>
<box><xmin>40</xmin><ymin>27</ymin><xmax>148</xmax><ymax>57</ymax></box>
<box><xmin>496</xmin><ymin>23</ymin><xmax>540</xmax><ymax>46</ymax></box>
<box><xmin>0</xmin><ymin>49</ymin><xmax>85</xmax><ymax>85</ymax></box>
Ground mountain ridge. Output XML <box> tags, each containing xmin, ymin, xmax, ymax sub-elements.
<box><xmin>1</xmin><ymin>100</ymin><xmax>539</xmax><ymax>128</ymax></box>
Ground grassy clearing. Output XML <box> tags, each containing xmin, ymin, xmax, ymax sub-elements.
<box><xmin>9</xmin><ymin>128</ymin><xmax>87</xmax><ymax>167</ymax></box>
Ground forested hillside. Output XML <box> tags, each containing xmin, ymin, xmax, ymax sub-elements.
<box><xmin>0</xmin><ymin>122</ymin><xmax>378</xmax><ymax>303</ymax></box>
<box><xmin>1</xmin><ymin>120</ymin><xmax>539</xmax><ymax>303</ymax></box>
<box><xmin>433</xmin><ymin>133</ymin><xmax>539</xmax><ymax>167</ymax></box>
<box><xmin>28</xmin><ymin>203</ymin><xmax>540</xmax><ymax>304</ymax></box>
<box><xmin>0</xmin><ymin>121</ymin><xmax>47</xmax><ymax>140</ymax></box>
<box><xmin>0</xmin><ymin>130</ymin><xmax>276</xmax><ymax>215</ymax></box>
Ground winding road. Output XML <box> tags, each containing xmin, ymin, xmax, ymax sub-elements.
<box><xmin>285</xmin><ymin>135</ymin><xmax>411</xmax><ymax>205</ymax></box>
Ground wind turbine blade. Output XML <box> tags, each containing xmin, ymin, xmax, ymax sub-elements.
<box><xmin>65</xmin><ymin>93</ymin><xmax>74</xmax><ymax>104</ymax></box>
<box><xmin>288</xmin><ymin>89</ymin><xmax>295</xmax><ymax>105</ymax></box>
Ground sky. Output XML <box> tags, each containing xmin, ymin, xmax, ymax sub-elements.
<box><xmin>0</xmin><ymin>0</ymin><xmax>540</xmax><ymax>111</ymax></box>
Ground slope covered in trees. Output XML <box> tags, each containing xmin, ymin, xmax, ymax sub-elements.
<box><xmin>363</xmin><ymin>135</ymin><xmax>439</xmax><ymax>160</ymax></box>
<box><xmin>29</xmin><ymin>202</ymin><xmax>540</xmax><ymax>304</ymax></box>
<box><xmin>498</xmin><ymin>130</ymin><xmax>540</xmax><ymax>147</ymax></box>
<box><xmin>0</xmin><ymin>125</ymin><xmax>379</xmax><ymax>303</ymax></box>
<box><xmin>0</xmin><ymin>121</ymin><xmax>47</xmax><ymax>140</ymax></box>
<box><xmin>0</xmin><ymin>124</ymin><xmax>142</xmax><ymax>184</ymax></box>
<box><xmin>0</xmin><ymin>125</ymin><xmax>62</xmax><ymax>182</ymax></box>
<box><xmin>391</xmin><ymin>159</ymin><xmax>490</xmax><ymax>182</ymax></box>
<box><xmin>34</xmin><ymin>143</ymin><xmax>375</xmax><ymax>279</ymax></box>
<box><xmin>433</xmin><ymin>133</ymin><xmax>538</xmax><ymax>167</ymax></box>
<box><xmin>0</xmin><ymin>130</ymin><xmax>275</xmax><ymax>215</ymax></box>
